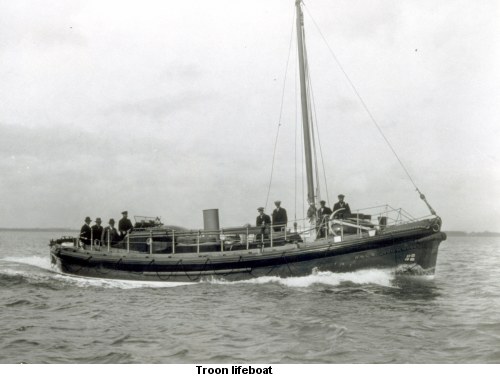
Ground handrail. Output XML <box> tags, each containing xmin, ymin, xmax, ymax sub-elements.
<box><xmin>117</xmin><ymin>208</ymin><xmax>437</xmax><ymax>250</ymax></box>
<box><xmin>95</xmin><ymin>213</ymin><xmax>439</xmax><ymax>254</ymax></box>
<box><xmin>126</xmin><ymin>218</ymin><xmax>429</xmax><ymax>240</ymax></box>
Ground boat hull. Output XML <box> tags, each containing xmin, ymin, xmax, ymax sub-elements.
<box><xmin>50</xmin><ymin>222</ymin><xmax>446</xmax><ymax>282</ymax></box>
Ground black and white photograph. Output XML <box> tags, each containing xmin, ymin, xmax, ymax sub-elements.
<box><xmin>0</xmin><ymin>0</ymin><xmax>499</xmax><ymax>369</ymax></box>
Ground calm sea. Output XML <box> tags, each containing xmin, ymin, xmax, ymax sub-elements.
<box><xmin>0</xmin><ymin>230</ymin><xmax>499</xmax><ymax>364</ymax></box>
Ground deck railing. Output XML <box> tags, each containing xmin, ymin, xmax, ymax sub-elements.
<box><xmin>80</xmin><ymin>204</ymin><xmax>435</xmax><ymax>252</ymax></box>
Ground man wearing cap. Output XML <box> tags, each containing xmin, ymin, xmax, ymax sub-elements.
<box><xmin>102</xmin><ymin>218</ymin><xmax>120</xmax><ymax>246</ymax></box>
<box><xmin>79</xmin><ymin>216</ymin><xmax>92</xmax><ymax>246</ymax></box>
<box><xmin>118</xmin><ymin>211</ymin><xmax>134</xmax><ymax>238</ymax></box>
<box><xmin>271</xmin><ymin>200</ymin><xmax>288</xmax><ymax>232</ymax></box>
<box><xmin>91</xmin><ymin>218</ymin><xmax>104</xmax><ymax>246</ymax></box>
<box><xmin>256</xmin><ymin>207</ymin><xmax>271</xmax><ymax>241</ymax></box>
<box><xmin>333</xmin><ymin>194</ymin><xmax>351</xmax><ymax>219</ymax></box>
<box><xmin>317</xmin><ymin>200</ymin><xmax>332</xmax><ymax>238</ymax></box>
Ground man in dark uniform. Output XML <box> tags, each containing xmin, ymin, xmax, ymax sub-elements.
<box><xmin>102</xmin><ymin>218</ymin><xmax>120</xmax><ymax>246</ymax></box>
<box><xmin>118</xmin><ymin>211</ymin><xmax>134</xmax><ymax>238</ymax></box>
<box><xmin>79</xmin><ymin>216</ymin><xmax>92</xmax><ymax>246</ymax></box>
<box><xmin>317</xmin><ymin>200</ymin><xmax>332</xmax><ymax>238</ymax></box>
<box><xmin>271</xmin><ymin>200</ymin><xmax>288</xmax><ymax>232</ymax></box>
<box><xmin>91</xmin><ymin>217</ymin><xmax>104</xmax><ymax>246</ymax></box>
<box><xmin>256</xmin><ymin>207</ymin><xmax>271</xmax><ymax>241</ymax></box>
<box><xmin>333</xmin><ymin>194</ymin><xmax>351</xmax><ymax>219</ymax></box>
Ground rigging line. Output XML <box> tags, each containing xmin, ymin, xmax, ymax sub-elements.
<box><xmin>293</xmin><ymin>44</ymin><xmax>298</xmax><ymax>221</ymax></box>
<box><xmin>302</xmin><ymin>31</ymin><xmax>321</xmax><ymax>204</ymax></box>
<box><xmin>297</xmin><ymin>47</ymin><xmax>306</xmax><ymax>225</ymax></box>
<box><xmin>265</xmin><ymin>11</ymin><xmax>296</xmax><ymax>209</ymax></box>
<box><xmin>308</xmin><ymin>85</ymin><xmax>321</xmax><ymax>204</ymax></box>
<box><xmin>302</xmin><ymin>5</ymin><xmax>420</xmax><ymax>192</ymax></box>
<box><xmin>293</xmin><ymin>22</ymin><xmax>306</xmax><ymax>225</ymax></box>
<box><xmin>304</xmin><ymin>4</ymin><xmax>438</xmax><ymax>216</ymax></box>
<box><xmin>301</xmin><ymin>22</ymin><xmax>330</xmax><ymax>204</ymax></box>
<box><xmin>307</xmin><ymin>66</ymin><xmax>331</xmax><ymax>206</ymax></box>
<box><xmin>300</xmin><ymin>86</ymin><xmax>306</xmax><ymax>224</ymax></box>
<box><xmin>294</xmin><ymin>31</ymin><xmax>306</xmax><ymax>225</ymax></box>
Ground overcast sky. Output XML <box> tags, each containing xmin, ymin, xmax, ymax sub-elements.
<box><xmin>0</xmin><ymin>0</ymin><xmax>499</xmax><ymax>232</ymax></box>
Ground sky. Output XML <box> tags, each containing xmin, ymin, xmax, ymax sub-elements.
<box><xmin>0</xmin><ymin>0</ymin><xmax>499</xmax><ymax>232</ymax></box>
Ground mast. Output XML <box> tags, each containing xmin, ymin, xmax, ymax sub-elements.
<box><xmin>295</xmin><ymin>0</ymin><xmax>315</xmax><ymax>207</ymax></box>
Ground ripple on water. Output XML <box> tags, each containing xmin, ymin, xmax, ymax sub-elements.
<box><xmin>0</xmin><ymin>235</ymin><xmax>499</xmax><ymax>363</ymax></box>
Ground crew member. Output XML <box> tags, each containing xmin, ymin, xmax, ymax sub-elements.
<box><xmin>79</xmin><ymin>216</ymin><xmax>92</xmax><ymax>246</ymax></box>
<box><xmin>102</xmin><ymin>218</ymin><xmax>120</xmax><ymax>246</ymax></box>
<box><xmin>317</xmin><ymin>200</ymin><xmax>332</xmax><ymax>238</ymax></box>
<box><xmin>333</xmin><ymin>194</ymin><xmax>351</xmax><ymax>219</ymax></box>
<box><xmin>91</xmin><ymin>217</ymin><xmax>104</xmax><ymax>246</ymax></box>
<box><xmin>118</xmin><ymin>211</ymin><xmax>134</xmax><ymax>238</ymax></box>
<box><xmin>256</xmin><ymin>207</ymin><xmax>271</xmax><ymax>241</ymax></box>
<box><xmin>271</xmin><ymin>200</ymin><xmax>288</xmax><ymax>232</ymax></box>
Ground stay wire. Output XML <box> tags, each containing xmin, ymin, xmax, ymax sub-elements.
<box><xmin>307</xmin><ymin>67</ymin><xmax>331</xmax><ymax>206</ymax></box>
<box><xmin>294</xmin><ymin>44</ymin><xmax>299</xmax><ymax>221</ymax></box>
<box><xmin>293</xmin><ymin>24</ymin><xmax>308</xmax><ymax>223</ymax></box>
<box><xmin>265</xmin><ymin>11</ymin><xmax>296</xmax><ymax>210</ymax></box>
<box><xmin>302</xmin><ymin>5</ymin><xmax>420</xmax><ymax>193</ymax></box>
<box><xmin>300</xmin><ymin>28</ymin><xmax>322</xmax><ymax>205</ymax></box>
<box><xmin>304</xmin><ymin>4</ymin><xmax>438</xmax><ymax>215</ymax></box>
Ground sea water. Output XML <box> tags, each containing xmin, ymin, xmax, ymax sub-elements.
<box><xmin>0</xmin><ymin>230</ymin><xmax>499</xmax><ymax>363</ymax></box>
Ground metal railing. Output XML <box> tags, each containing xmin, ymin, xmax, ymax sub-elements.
<box><xmin>77</xmin><ymin>205</ymin><xmax>436</xmax><ymax>253</ymax></box>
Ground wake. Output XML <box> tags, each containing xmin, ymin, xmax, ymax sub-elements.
<box><xmin>211</xmin><ymin>268</ymin><xmax>397</xmax><ymax>288</ymax></box>
<box><xmin>0</xmin><ymin>255</ymin><xmax>192</xmax><ymax>289</ymax></box>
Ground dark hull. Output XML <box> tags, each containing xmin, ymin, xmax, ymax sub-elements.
<box><xmin>50</xmin><ymin>220</ymin><xmax>446</xmax><ymax>282</ymax></box>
